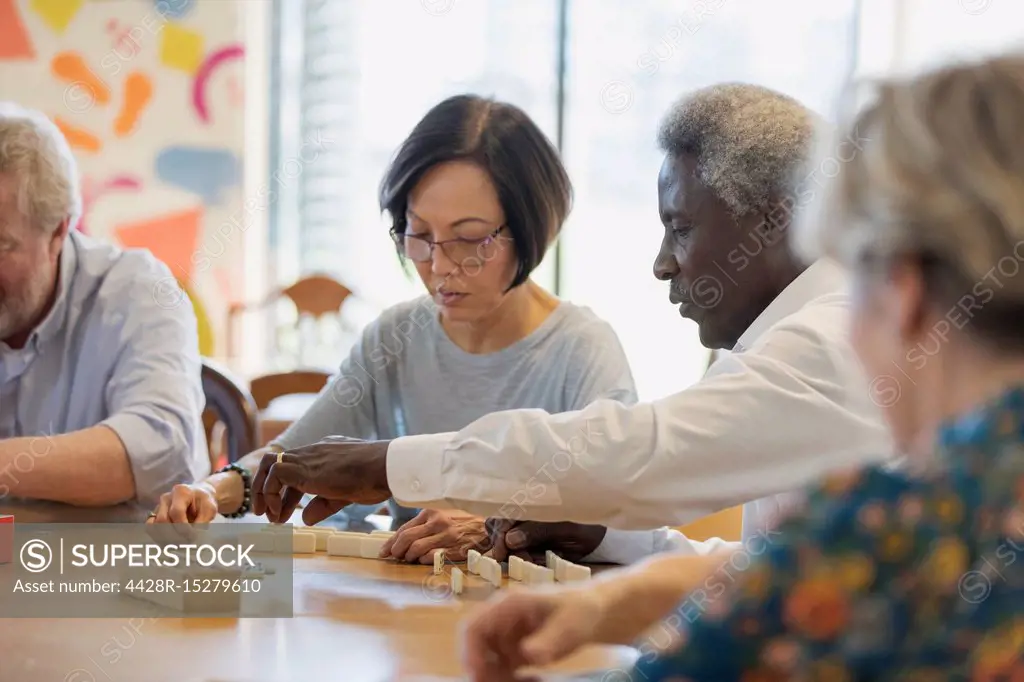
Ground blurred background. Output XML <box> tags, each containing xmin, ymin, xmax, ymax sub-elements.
<box><xmin>1</xmin><ymin>0</ymin><xmax>1020</xmax><ymax>432</ymax></box>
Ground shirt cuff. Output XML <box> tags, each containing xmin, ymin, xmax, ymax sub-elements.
<box><xmin>582</xmin><ymin>528</ymin><xmax>660</xmax><ymax>564</ymax></box>
<box><xmin>583</xmin><ymin>528</ymin><xmax>745</xmax><ymax>564</ymax></box>
<box><xmin>386</xmin><ymin>432</ymin><xmax>457</xmax><ymax>509</ymax></box>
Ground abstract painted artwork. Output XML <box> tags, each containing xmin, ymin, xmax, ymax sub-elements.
<box><xmin>155</xmin><ymin>146</ymin><xmax>240</xmax><ymax>206</ymax></box>
<box><xmin>0</xmin><ymin>0</ymin><xmax>35</xmax><ymax>59</ymax></box>
<box><xmin>2</xmin><ymin>0</ymin><xmax>247</xmax><ymax>355</ymax></box>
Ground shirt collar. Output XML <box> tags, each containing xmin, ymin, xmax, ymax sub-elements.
<box><xmin>27</xmin><ymin>231</ymin><xmax>78</xmax><ymax>351</ymax></box>
<box><xmin>733</xmin><ymin>258</ymin><xmax>849</xmax><ymax>352</ymax></box>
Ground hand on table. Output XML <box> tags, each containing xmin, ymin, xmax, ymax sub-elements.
<box><xmin>147</xmin><ymin>483</ymin><xmax>218</xmax><ymax>524</ymax></box>
<box><xmin>460</xmin><ymin>584</ymin><xmax>610</xmax><ymax>682</ymax></box>
<box><xmin>252</xmin><ymin>436</ymin><xmax>393</xmax><ymax>525</ymax></box>
<box><xmin>144</xmin><ymin>483</ymin><xmax>218</xmax><ymax>542</ymax></box>
<box><xmin>488</xmin><ymin>520</ymin><xmax>607</xmax><ymax>563</ymax></box>
<box><xmin>379</xmin><ymin>509</ymin><xmax>490</xmax><ymax>563</ymax></box>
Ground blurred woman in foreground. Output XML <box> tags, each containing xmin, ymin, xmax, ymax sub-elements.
<box><xmin>461</xmin><ymin>55</ymin><xmax>1024</xmax><ymax>681</ymax></box>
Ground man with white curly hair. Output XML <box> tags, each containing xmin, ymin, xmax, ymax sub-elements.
<box><xmin>250</xmin><ymin>83</ymin><xmax>893</xmax><ymax>567</ymax></box>
<box><xmin>0</xmin><ymin>102</ymin><xmax>208</xmax><ymax>508</ymax></box>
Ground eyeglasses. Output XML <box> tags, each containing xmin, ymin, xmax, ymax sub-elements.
<box><xmin>392</xmin><ymin>225</ymin><xmax>509</xmax><ymax>265</ymax></box>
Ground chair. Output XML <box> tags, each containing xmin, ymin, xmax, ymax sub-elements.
<box><xmin>677</xmin><ymin>506</ymin><xmax>744</xmax><ymax>542</ymax></box>
<box><xmin>227</xmin><ymin>274</ymin><xmax>354</xmax><ymax>361</ymax></box>
<box><xmin>201</xmin><ymin>359</ymin><xmax>259</xmax><ymax>466</ymax></box>
<box><xmin>250</xmin><ymin>369</ymin><xmax>333</xmax><ymax>411</ymax></box>
<box><xmin>250</xmin><ymin>369</ymin><xmax>333</xmax><ymax>446</ymax></box>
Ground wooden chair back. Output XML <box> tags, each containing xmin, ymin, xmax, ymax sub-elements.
<box><xmin>201</xmin><ymin>359</ymin><xmax>259</xmax><ymax>465</ymax></box>
<box><xmin>280</xmin><ymin>275</ymin><xmax>353</xmax><ymax>319</ymax></box>
<box><xmin>250</xmin><ymin>370</ymin><xmax>333</xmax><ymax>411</ymax></box>
<box><xmin>227</xmin><ymin>274</ymin><xmax>353</xmax><ymax>360</ymax></box>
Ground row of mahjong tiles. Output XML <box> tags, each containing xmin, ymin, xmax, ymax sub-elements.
<box><xmin>253</xmin><ymin>524</ymin><xmax>592</xmax><ymax>592</ymax></box>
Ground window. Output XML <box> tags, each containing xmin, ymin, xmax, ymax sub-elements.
<box><xmin>268</xmin><ymin>0</ymin><xmax>561</xmax><ymax>369</ymax></box>
<box><xmin>269</xmin><ymin>0</ymin><xmax>860</xmax><ymax>394</ymax></box>
<box><xmin>559</xmin><ymin>0</ymin><xmax>859</xmax><ymax>399</ymax></box>
<box><xmin>856</xmin><ymin>0</ymin><xmax>1024</xmax><ymax>80</ymax></box>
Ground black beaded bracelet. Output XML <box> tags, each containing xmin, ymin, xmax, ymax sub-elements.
<box><xmin>217</xmin><ymin>463</ymin><xmax>253</xmax><ymax>518</ymax></box>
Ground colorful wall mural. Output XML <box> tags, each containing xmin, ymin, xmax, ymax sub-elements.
<box><xmin>0</xmin><ymin>0</ymin><xmax>247</xmax><ymax>356</ymax></box>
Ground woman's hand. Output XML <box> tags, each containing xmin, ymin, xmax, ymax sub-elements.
<box><xmin>379</xmin><ymin>509</ymin><xmax>490</xmax><ymax>563</ymax></box>
<box><xmin>147</xmin><ymin>483</ymin><xmax>218</xmax><ymax>524</ymax></box>
<box><xmin>460</xmin><ymin>584</ymin><xmax>611</xmax><ymax>682</ymax></box>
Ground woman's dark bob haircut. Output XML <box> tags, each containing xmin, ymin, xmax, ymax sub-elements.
<box><xmin>379</xmin><ymin>94</ymin><xmax>572</xmax><ymax>289</ymax></box>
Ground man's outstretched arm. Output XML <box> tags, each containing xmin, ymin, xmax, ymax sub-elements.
<box><xmin>386</xmin><ymin>322</ymin><xmax>890</xmax><ymax>529</ymax></box>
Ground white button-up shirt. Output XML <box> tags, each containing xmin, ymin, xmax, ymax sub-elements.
<box><xmin>385</xmin><ymin>259</ymin><xmax>894</xmax><ymax>562</ymax></box>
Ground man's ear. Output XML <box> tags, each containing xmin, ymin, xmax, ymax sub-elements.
<box><xmin>48</xmin><ymin>217</ymin><xmax>70</xmax><ymax>258</ymax></box>
<box><xmin>54</xmin><ymin>216</ymin><xmax>71</xmax><ymax>239</ymax></box>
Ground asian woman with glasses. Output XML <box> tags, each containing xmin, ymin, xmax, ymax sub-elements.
<box><xmin>150</xmin><ymin>94</ymin><xmax>637</xmax><ymax>563</ymax></box>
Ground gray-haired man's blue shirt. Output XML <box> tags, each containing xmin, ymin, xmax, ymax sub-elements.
<box><xmin>0</xmin><ymin>230</ymin><xmax>209</xmax><ymax>504</ymax></box>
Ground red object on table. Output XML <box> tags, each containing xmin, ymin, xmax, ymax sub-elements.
<box><xmin>0</xmin><ymin>514</ymin><xmax>13</xmax><ymax>565</ymax></box>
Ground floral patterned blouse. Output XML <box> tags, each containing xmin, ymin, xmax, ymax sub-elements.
<box><xmin>631</xmin><ymin>387</ymin><xmax>1024</xmax><ymax>681</ymax></box>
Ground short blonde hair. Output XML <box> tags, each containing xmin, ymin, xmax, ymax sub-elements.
<box><xmin>795</xmin><ymin>54</ymin><xmax>1024</xmax><ymax>345</ymax></box>
<box><xmin>0</xmin><ymin>103</ymin><xmax>81</xmax><ymax>233</ymax></box>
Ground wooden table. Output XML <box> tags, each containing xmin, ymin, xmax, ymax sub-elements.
<box><xmin>0</xmin><ymin>498</ymin><xmax>150</xmax><ymax>523</ymax></box>
<box><xmin>0</xmin><ymin>501</ymin><xmax>637</xmax><ymax>680</ymax></box>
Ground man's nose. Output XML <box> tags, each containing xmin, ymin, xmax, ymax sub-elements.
<box><xmin>653</xmin><ymin>237</ymin><xmax>679</xmax><ymax>281</ymax></box>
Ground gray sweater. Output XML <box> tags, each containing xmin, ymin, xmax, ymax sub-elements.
<box><xmin>273</xmin><ymin>295</ymin><xmax>637</xmax><ymax>520</ymax></box>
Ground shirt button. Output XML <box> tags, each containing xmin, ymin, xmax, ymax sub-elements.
<box><xmin>411</xmin><ymin>479</ymin><xmax>421</xmax><ymax>492</ymax></box>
